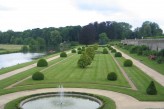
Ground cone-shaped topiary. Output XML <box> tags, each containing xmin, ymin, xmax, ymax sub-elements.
<box><xmin>107</xmin><ymin>72</ymin><xmax>117</xmax><ymax>81</ymax></box>
<box><xmin>124</xmin><ymin>59</ymin><xmax>133</xmax><ymax>67</ymax></box>
<box><xmin>115</xmin><ymin>52</ymin><xmax>122</xmax><ymax>57</ymax></box>
<box><xmin>146</xmin><ymin>81</ymin><xmax>157</xmax><ymax>95</ymax></box>
<box><xmin>60</xmin><ymin>52</ymin><xmax>67</xmax><ymax>57</ymax></box>
<box><xmin>37</xmin><ymin>59</ymin><xmax>48</xmax><ymax>67</ymax></box>
<box><xmin>32</xmin><ymin>72</ymin><xmax>44</xmax><ymax>80</ymax></box>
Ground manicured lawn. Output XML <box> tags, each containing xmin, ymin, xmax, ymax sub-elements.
<box><xmin>115</xmin><ymin>46</ymin><xmax>164</xmax><ymax>75</ymax></box>
<box><xmin>18</xmin><ymin>52</ymin><xmax>129</xmax><ymax>87</ymax></box>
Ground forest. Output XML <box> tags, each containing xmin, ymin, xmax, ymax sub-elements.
<box><xmin>0</xmin><ymin>21</ymin><xmax>163</xmax><ymax>52</ymax></box>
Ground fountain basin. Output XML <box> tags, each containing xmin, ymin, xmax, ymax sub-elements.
<box><xmin>19</xmin><ymin>92</ymin><xmax>103</xmax><ymax>109</ymax></box>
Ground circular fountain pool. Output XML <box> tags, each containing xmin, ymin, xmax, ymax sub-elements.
<box><xmin>20</xmin><ymin>93</ymin><xmax>102</xmax><ymax>109</ymax></box>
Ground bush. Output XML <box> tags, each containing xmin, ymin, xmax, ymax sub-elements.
<box><xmin>32</xmin><ymin>72</ymin><xmax>44</xmax><ymax>80</ymax></box>
<box><xmin>93</xmin><ymin>44</ymin><xmax>98</xmax><ymax>50</ymax></box>
<box><xmin>37</xmin><ymin>59</ymin><xmax>48</xmax><ymax>67</ymax></box>
<box><xmin>85</xmin><ymin>47</ymin><xmax>95</xmax><ymax>60</ymax></box>
<box><xmin>60</xmin><ymin>52</ymin><xmax>67</xmax><ymax>57</ymax></box>
<box><xmin>82</xmin><ymin>46</ymin><xmax>85</xmax><ymax>51</ymax></box>
<box><xmin>146</xmin><ymin>81</ymin><xmax>157</xmax><ymax>95</ymax></box>
<box><xmin>107</xmin><ymin>72</ymin><xmax>117</xmax><ymax>81</ymax></box>
<box><xmin>71</xmin><ymin>49</ymin><xmax>76</xmax><ymax>53</ymax></box>
<box><xmin>77</xmin><ymin>53</ymin><xmax>92</xmax><ymax>68</ymax></box>
<box><xmin>115</xmin><ymin>52</ymin><xmax>122</xmax><ymax>57</ymax></box>
<box><xmin>157</xmin><ymin>57</ymin><xmax>163</xmax><ymax>64</ymax></box>
<box><xmin>124</xmin><ymin>59</ymin><xmax>133</xmax><ymax>67</ymax></box>
<box><xmin>129</xmin><ymin>46</ymin><xmax>139</xmax><ymax>54</ymax></box>
<box><xmin>103</xmin><ymin>48</ymin><xmax>108</xmax><ymax>54</ymax></box>
<box><xmin>111</xmin><ymin>49</ymin><xmax>116</xmax><ymax>53</ymax></box>
<box><xmin>77</xmin><ymin>50</ymin><xmax>82</xmax><ymax>54</ymax></box>
<box><xmin>77</xmin><ymin>47</ymin><xmax>81</xmax><ymax>50</ymax></box>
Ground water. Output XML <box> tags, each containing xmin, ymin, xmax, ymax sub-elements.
<box><xmin>22</xmin><ymin>96</ymin><xmax>100</xmax><ymax>109</ymax></box>
<box><xmin>0</xmin><ymin>52</ymin><xmax>44</xmax><ymax>69</ymax></box>
<box><xmin>59</xmin><ymin>85</ymin><xmax>64</xmax><ymax>105</ymax></box>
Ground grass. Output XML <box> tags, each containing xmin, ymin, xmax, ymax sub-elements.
<box><xmin>115</xmin><ymin>46</ymin><xmax>164</xmax><ymax>75</ymax></box>
<box><xmin>0</xmin><ymin>47</ymin><xmax>164</xmax><ymax>102</ymax></box>
<box><xmin>0</xmin><ymin>44</ymin><xmax>23</xmax><ymax>54</ymax></box>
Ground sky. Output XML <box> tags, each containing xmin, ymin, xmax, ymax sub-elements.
<box><xmin>0</xmin><ymin>0</ymin><xmax>164</xmax><ymax>32</ymax></box>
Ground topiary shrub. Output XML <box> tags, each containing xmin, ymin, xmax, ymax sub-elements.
<box><xmin>71</xmin><ymin>49</ymin><xmax>76</xmax><ymax>53</ymax></box>
<box><xmin>82</xmin><ymin>46</ymin><xmax>85</xmax><ymax>51</ymax></box>
<box><xmin>37</xmin><ymin>59</ymin><xmax>48</xmax><ymax>67</ymax></box>
<box><xmin>107</xmin><ymin>72</ymin><xmax>117</xmax><ymax>81</ymax></box>
<box><xmin>124</xmin><ymin>59</ymin><xmax>133</xmax><ymax>67</ymax></box>
<box><xmin>103</xmin><ymin>48</ymin><xmax>108</xmax><ymax>54</ymax></box>
<box><xmin>60</xmin><ymin>52</ymin><xmax>67</xmax><ymax>57</ymax></box>
<box><xmin>32</xmin><ymin>72</ymin><xmax>44</xmax><ymax>80</ymax></box>
<box><xmin>78</xmin><ymin>50</ymin><xmax>82</xmax><ymax>54</ymax></box>
<box><xmin>111</xmin><ymin>49</ymin><xmax>116</xmax><ymax>53</ymax></box>
<box><xmin>146</xmin><ymin>81</ymin><xmax>157</xmax><ymax>95</ymax></box>
<box><xmin>115</xmin><ymin>52</ymin><xmax>122</xmax><ymax>57</ymax></box>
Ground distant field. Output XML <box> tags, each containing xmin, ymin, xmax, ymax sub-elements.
<box><xmin>0</xmin><ymin>44</ymin><xmax>23</xmax><ymax>53</ymax></box>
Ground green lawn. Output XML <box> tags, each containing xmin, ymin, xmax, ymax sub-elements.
<box><xmin>0</xmin><ymin>44</ymin><xmax>23</xmax><ymax>54</ymax></box>
<box><xmin>18</xmin><ymin>53</ymin><xmax>129</xmax><ymax>88</ymax></box>
<box><xmin>0</xmin><ymin>47</ymin><xmax>164</xmax><ymax>101</ymax></box>
<box><xmin>115</xmin><ymin>46</ymin><xmax>164</xmax><ymax>75</ymax></box>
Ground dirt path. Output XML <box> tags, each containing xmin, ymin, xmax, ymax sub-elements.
<box><xmin>0</xmin><ymin>88</ymin><xmax>164</xmax><ymax>109</ymax></box>
<box><xmin>110</xmin><ymin>52</ymin><xmax>137</xmax><ymax>90</ymax></box>
<box><xmin>113</xmin><ymin>46</ymin><xmax>164</xmax><ymax>87</ymax></box>
<box><xmin>0</xmin><ymin>51</ymin><xmax>71</xmax><ymax>81</ymax></box>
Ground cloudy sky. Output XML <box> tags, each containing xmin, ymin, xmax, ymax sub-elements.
<box><xmin>0</xmin><ymin>0</ymin><xmax>164</xmax><ymax>32</ymax></box>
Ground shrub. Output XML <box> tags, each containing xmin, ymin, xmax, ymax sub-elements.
<box><xmin>115</xmin><ymin>52</ymin><xmax>122</xmax><ymax>57</ymax></box>
<box><xmin>103</xmin><ymin>48</ymin><xmax>108</xmax><ymax>54</ymax></box>
<box><xmin>93</xmin><ymin>44</ymin><xmax>98</xmax><ymax>50</ymax></box>
<box><xmin>82</xmin><ymin>46</ymin><xmax>85</xmax><ymax>51</ymax></box>
<box><xmin>157</xmin><ymin>57</ymin><xmax>163</xmax><ymax>64</ymax></box>
<box><xmin>146</xmin><ymin>81</ymin><xmax>157</xmax><ymax>95</ymax></box>
<box><xmin>77</xmin><ymin>50</ymin><xmax>82</xmax><ymax>54</ymax></box>
<box><xmin>71</xmin><ymin>49</ymin><xmax>76</xmax><ymax>53</ymax></box>
<box><xmin>129</xmin><ymin>46</ymin><xmax>139</xmax><ymax>54</ymax></box>
<box><xmin>124</xmin><ymin>59</ymin><xmax>133</xmax><ymax>67</ymax></box>
<box><xmin>107</xmin><ymin>72</ymin><xmax>117</xmax><ymax>81</ymax></box>
<box><xmin>77</xmin><ymin>47</ymin><xmax>81</xmax><ymax>50</ymax></box>
<box><xmin>32</xmin><ymin>72</ymin><xmax>44</xmax><ymax>80</ymax></box>
<box><xmin>111</xmin><ymin>49</ymin><xmax>116</xmax><ymax>53</ymax></box>
<box><xmin>37</xmin><ymin>59</ymin><xmax>48</xmax><ymax>67</ymax></box>
<box><xmin>77</xmin><ymin>53</ymin><xmax>92</xmax><ymax>68</ymax></box>
<box><xmin>60</xmin><ymin>52</ymin><xmax>67</xmax><ymax>57</ymax></box>
<box><xmin>85</xmin><ymin>47</ymin><xmax>95</xmax><ymax>60</ymax></box>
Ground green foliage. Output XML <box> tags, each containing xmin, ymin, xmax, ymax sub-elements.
<box><xmin>77</xmin><ymin>53</ymin><xmax>92</xmax><ymax>68</ymax></box>
<box><xmin>124</xmin><ymin>59</ymin><xmax>133</xmax><ymax>67</ymax></box>
<box><xmin>37</xmin><ymin>59</ymin><xmax>48</xmax><ymax>67</ymax></box>
<box><xmin>85</xmin><ymin>47</ymin><xmax>95</xmax><ymax>60</ymax></box>
<box><xmin>71</xmin><ymin>49</ymin><xmax>76</xmax><ymax>53</ymax></box>
<box><xmin>82</xmin><ymin>46</ymin><xmax>85</xmax><ymax>51</ymax></box>
<box><xmin>78</xmin><ymin>47</ymin><xmax>81</xmax><ymax>50</ymax></box>
<box><xmin>156</xmin><ymin>57</ymin><xmax>163</xmax><ymax>64</ymax></box>
<box><xmin>60</xmin><ymin>52</ymin><xmax>67</xmax><ymax>57</ymax></box>
<box><xmin>99</xmin><ymin>33</ymin><xmax>109</xmax><ymax>45</ymax></box>
<box><xmin>103</xmin><ymin>48</ymin><xmax>108</xmax><ymax>54</ymax></box>
<box><xmin>21</xmin><ymin>45</ymin><xmax>28</xmax><ymax>53</ymax></box>
<box><xmin>32</xmin><ymin>72</ymin><xmax>44</xmax><ymax>80</ymax></box>
<box><xmin>111</xmin><ymin>49</ymin><xmax>116</xmax><ymax>53</ymax></box>
<box><xmin>77</xmin><ymin>50</ymin><xmax>82</xmax><ymax>54</ymax></box>
<box><xmin>107</xmin><ymin>72</ymin><xmax>117</xmax><ymax>81</ymax></box>
<box><xmin>146</xmin><ymin>81</ymin><xmax>157</xmax><ymax>95</ymax></box>
<box><xmin>115</xmin><ymin>52</ymin><xmax>122</xmax><ymax>57</ymax></box>
<box><xmin>93</xmin><ymin>44</ymin><xmax>98</xmax><ymax>50</ymax></box>
<box><xmin>129</xmin><ymin>46</ymin><xmax>139</xmax><ymax>54</ymax></box>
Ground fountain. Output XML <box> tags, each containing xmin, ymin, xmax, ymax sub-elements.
<box><xmin>19</xmin><ymin>86</ymin><xmax>103</xmax><ymax>109</ymax></box>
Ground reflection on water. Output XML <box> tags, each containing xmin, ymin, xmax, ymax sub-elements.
<box><xmin>0</xmin><ymin>53</ymin><xmax>44</xmax><ymax>68</ymax></box>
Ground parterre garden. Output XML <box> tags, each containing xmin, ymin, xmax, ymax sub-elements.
<box><xmin>0</xmin><ymin>45</ymin><xmax>164</xmax><ymax>103</ymax></box>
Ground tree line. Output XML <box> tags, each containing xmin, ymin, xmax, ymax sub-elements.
<box><xmin>0</xmin><ymin>21</ymin><xmax>163</xmax><ymax>52</ymax></box>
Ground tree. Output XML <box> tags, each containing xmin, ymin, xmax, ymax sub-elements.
<box><xmin>99</xmin><ymin>33</ymin><xmax>109</xmax><ymax>45</ymax></box>
<box><xmin>49</xmin><ymin>30</ymin><xmax>62</xmax><ymax>51</ymax></box>
<box><xmin>21</xmin><ymin>45</ymin><xmax>28</xmax><ymax>53</ymax></box>
<box><xmin>85</xmin><ymin>47</ymin><xmax>95</xmax><ymax>60</ymax></box>
<box><xmin>146</xmin><ymin>81</ymin><xmax>157</xmax><ymax>95</ymax></box>
<box><xmin>77</xmin><ymin>53</ymin><xmax>92</xmax><ymax>68</ymax></box>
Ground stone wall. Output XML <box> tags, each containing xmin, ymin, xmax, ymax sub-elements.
<box><xmin>121</xmin><ymin>39</ymin><xmax>164</xmax><ymax>51</ymax></box>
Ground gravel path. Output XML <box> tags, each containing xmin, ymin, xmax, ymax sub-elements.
<box><xmin>113</xmin><ymin>46</ymin><xmax>164</xmax><ymax>87</ymax></box>
<box><xmin>0</xmin><ymin>88</ymin><xmax>164</xmax><ymax>109</ymax></box>
<box><xmin>0</xmin><ymin>51</ymin><xmax>71</xmax><ymax>81</ymax></box>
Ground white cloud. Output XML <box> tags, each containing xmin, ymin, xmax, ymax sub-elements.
<box><xmin>0</xmin><ymin>0</ymin><xmax>164</xmax><ymax>32</ymax></box>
